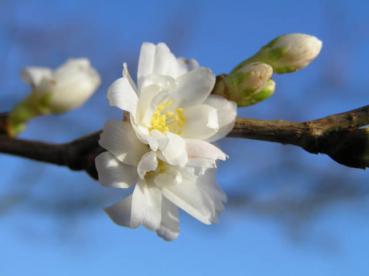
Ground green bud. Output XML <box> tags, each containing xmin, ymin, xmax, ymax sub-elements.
<box><xmin>213</xmin><ymin>62</ymin><xmax>275</xmax><ymax>106</ymax></box>
<box><xmin>235</xmin><ymin>33</ymin><xmax>322</xmax><ymax>74</ymax></box>
<box><xmin>238</xmin><ymin>79</ymin><xmax>275</xmax><ymax>106</ymax></box>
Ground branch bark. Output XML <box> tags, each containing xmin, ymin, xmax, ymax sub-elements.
<box><xmin>0</xmin><ymin>113</ymin><xmax>8</xmax><ymax>136</ymax></box>
<box><xmin>0</xmin><ymin>104</ymin><xmax>368</xmax><ymax>178</ymax></box>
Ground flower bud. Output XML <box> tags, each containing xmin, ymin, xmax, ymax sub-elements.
<box><xmin>8</xmin><ymin>58</ymin><xmax>100</xmax><ymax>136</ymax></box>
<box><xmin>236</xmin><ymin>33</ymin><xmax>322</xmax><ymax>74</ymax></box>
<box><xmin>213</xmin><ymin>62</ymin><xmax>275</xmax><ymax>106</ymax></box>
<box><xmin>22</xmin><ymin>58</ymin><xmax>101</xmax><ymax>113</ymax></box>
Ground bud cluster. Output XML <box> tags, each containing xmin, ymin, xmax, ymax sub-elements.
<box><xmin>215</xmin><ymin>33</ymin><xmax>322</xmax><ymax>106</ymax></box>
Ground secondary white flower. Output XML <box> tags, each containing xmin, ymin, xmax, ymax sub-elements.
<box><xmin>22</xmin><ymin>58</ymin><xmax>101</xmax><ymax>113</ymax></box>
<box><xmin>107</xmin><ymin>42</ymin><xmax>237</xmax><ymax>167</ymax></box>
<box><xmin>96</xmin><ymin>120</ymin><xmax>227</xmax><ymax>240</ymax></box>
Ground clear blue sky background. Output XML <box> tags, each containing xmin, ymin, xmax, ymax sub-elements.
<box><xmin>1</xmin><ymin>0</ymin><xmax>369</xmax><ymax>275</ymax></box>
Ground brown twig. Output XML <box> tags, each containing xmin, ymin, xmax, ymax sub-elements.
<box><xmin>0</xmin><ymin>113</ymin><xmax>9</xmax><ymax>136</ymax></box>
<box><xmin>0</xmin><ymin>104</ymin><xmax>368</xmax><ymax>179</ymax></box>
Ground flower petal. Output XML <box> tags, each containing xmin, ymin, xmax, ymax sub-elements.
<box><xmin>22</xmin><ymin>67</ymin><xmax>53</xmax><ymax>88</ymax></box>
<box><xmin>204</xmin><ymin>95</ymin><xmax>237</xmax><ymax>142</ymax></box>
<box><xmin>137</xmin><ymin>151</ymin><xmax>158</xmax><ymax>179</ymax></box>
<box><xmin>153</xmin><ymin>43</ymin><xmax>178</xmax><ymax>78</ymax></box>
<box><xmin>161</xmin><ymin>168</ymin><xmax>223</xmax><ymax>224</ymax></box>
<box><xmin>150</xmin><ymin>131</ymin><xmax>188</xmax><ymax>167</ymax></box>
<box><xmin>51</xmin><ymin>58</ymin><xmax>101</xmax><ymax>111</ymax></box>
<box><xmin>136</xmin><ymin>77</ymin><xmax>174</xmax><ymax>126</ymax></box>
<box><xmin>95</xmin><ymin>152</ymin><xmax>137</xmax><ymax>189</ymax></box>
<box><xmin>198</xmin><ymin>169</ymin><xmax>227</xmax><ymax>217</ymax></box>
<box><xmin>171</xmin><ymin>67</ymin><xmax>215</xmax><ymax>107</ymax></box>
<box><xmin>156</xmin><ymin>197</ymin><xmax>180</xmax><ymax>241</ymax></box>
<box><xmin>186</xmin><ymin>139</ymin><xmax>227</xmax><ymax>161</ymax></box>
<box><xmin>134</xmin><ymin>182</ymin><xmax>162</xmax><ymax>230</ymax></box>
<box><xmin>185</xmin><ymin>139</ymin><xmax>227</xmax><ymax>174</ymax></box>
<box><xmin>153</xmin><ymin>166</ymin><xmax>183</xmax><ymax>188</ymax></box>
<box><xmin>105</xmin><ymin>181</ymin><xmax>162</xmax><ymax>230</ymax></box>
<box><xmin>105</xmin><ymin>194</ymin><xmax>137</xmax><ymax>227</ymax></box>
<box><xmin>181</xmin><ymin>104</ymin><xmax>219</xmax><ymax>140</ymax></box>
<box><xmin>137</xmin><ymin>42</ymin><xmax>156</xmax><ymax>88</ymax></box>
<box><xmin>107</xmin><ymin>65</ymin><xmax>138</xmax><ymax>114</ymax></box>
<box><xmin>99</xmin><ymin>121</ymin><xmax>147</xmax><ymax>166</ymax></box>
<box><xmin>176</xmin><ymin>58</ymin><xmax>199</xmax><ymax>76</ymax></box>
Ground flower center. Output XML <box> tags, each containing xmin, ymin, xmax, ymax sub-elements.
<box><xmin>150</xmin><ymin>100</ymin><xmax>185</xmax><ymax>134</ymax></box>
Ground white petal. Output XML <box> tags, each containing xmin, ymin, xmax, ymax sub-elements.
<box><xmin>156</xmin><ymin>197</ymin><xmax>180</xmax><ymax>241</ymax></box>
<box><xmin>105</xmin><ymin>182</ymin><xmax>162</xmax><ymax>230</ymax></box>
<box><xmin>153</xmin><ymin>166</ymin><xmax>183</xmax><ymax>188</ymax></box>
<box><xmin>107</xmin><ymin>65</ymin><xmax>138</xmax><ymax>114</ymax></box>
<box><xmin>95</xmin><ymin>152</ymin><xmax>138</xmax><ymax>189</ymax></box>
<box><xmin>150</xmin><ymin>131</ymin><xmax>188</xmax><ymax>167</ymax></box>
<box><xmin>181</xmin><ymin>104</ymin><xmax>219</xmax><ymax>140</ymax></box>
<box><xmin>46</xmin><ymin>58</ymin><xmax>101</xmax><ymax>112</ymax></box>
<box><xmin>137</xmin><ymin>42</ymin><xmax>156</xmax><ymax>87</ymax></box>
<box><xmin>185</xmin><ymin>158</ymin><xmax>214</xmax><ymax>175</ymax></box>
<box><xmin>130</xmin><ymin>114</ymin><xmax>152</xmax><ymax>144</ymax></box>
<box><xmin>153</xmin><ymin>43</ymin><xmax>178</xmax><ymax>78</ymax></box>
<box><xmin>186</xmin><ymin>139</ymin><xmax>227</xmax><ymax>161</ymax></box>
<box><xmin>105</xmin><ymin>194</ymin><xmax>137</xmax><ymax>227</ymax></box>
<box><xmin>135</xmin><ymin>182</ymin><xmax>162</xmax><ymax>230</ymax></box>
<box><xmin>204</xmin><ymin>95</ymin><xmax>237</xmax><ymax>142</ymax></box>
<box><xmin>136</xmin><ymin>77</ymin><xmax>174</xmax><ymax>126</ymax></box>
<box><xmin>161</xmin><ymin>168</ymin><xmax>223</xmax><ymax>224</ymax></box>
<box><xmin>199</xmin><ymin>169</ymin><xmax>227</xmax><ymax>217</ymax></box>
<box><xmin>137</xmin><ymin>151</ymin><xmax>158</xmax><ymax>179</ymax></box>
<box><xmin>171</xmin><ymin>67</ymin><xmax>216</xmax><ymax>107</ymax></box>
<box><xmin>22</xmin><ymin>67</ymin><xmax>53</xmax><ymax>88</ymax></box>
<box><xmin>132</xmin><ymin>182</ymin><xmax>162</xmax><ymax>230</ymax></box>
<box><xmin>176</xmin><ymin>58</ymin><xmax>199</xmax><ymax>76</ymax></box>
<box><xmin>99</xmin><ymin>121</ymin><xmax>147</xmax><ymax>166</ymax></box>
<box><xmin>122</xmin><ymin>63</ymin><xmax>138</xmax><ymax>92</ymax></box>
<box><xmin>185</xmin><ymin>140</ymin><xmax>227</xmax><ymax>174</ymax></box>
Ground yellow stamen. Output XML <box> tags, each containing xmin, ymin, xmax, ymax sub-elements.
<box><xmin>150</xmin><ymin>100</ymin><xmax>186</xmax><ymax>134</ymax></box>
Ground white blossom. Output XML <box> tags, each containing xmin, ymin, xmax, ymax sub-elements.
<box><xmin>22</xmin><ymin>58</ymin><xmax>101</xmax><ymax>113</ymax></box>
<box><xmin>96</xmin><ymin>120</ymin><xmax>227</xmax><ymax>240</ymax></box>
<box><xmin>107</xmin><ymin>42</ymin><xmax>237</xmax><ymax>167</ymax></box>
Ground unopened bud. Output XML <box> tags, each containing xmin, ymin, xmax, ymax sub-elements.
<box><xmin>8</xmin><ymin>58</ymin><xmax>100</xmax><ymax>136</ymax></box>
<box><xmin>213</xmin><ymin>62</ymin><xmax>275</xmax><ymax>106</ymax></box>
<box><xmin>236</xmin><ymin>33</ymin><xmax>322</xmax><ymax>74</ymax></box>
<box><xmin>22</xmin><ymin>58</ymin><xmax>101</xmax><ymax>113</ymax></box>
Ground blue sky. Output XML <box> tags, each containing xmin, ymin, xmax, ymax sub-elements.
<box><xmin>1</xmin><ymin>0</ymin><xmax>369</xmax><ymax>275</ymax></box>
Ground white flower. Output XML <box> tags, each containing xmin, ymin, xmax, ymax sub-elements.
<box><xmin>95</xmin><ymin>120</ymin><xmax>227</xmax><ymax>240</ymax></box>
<box><xmin>22</xmin><ymin>58</ymin><xmax>101</xmax><ymax>113</ymax></box>
<box><xmin>107</xmin><ymin>42</ymin><xmax>237</xmax><ymax>167</ymax></box>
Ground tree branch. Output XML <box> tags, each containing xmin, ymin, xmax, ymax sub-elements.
<box><xmin>0</xmin><ymin>131</ymin><xmax>103</xmax><ymax>179</ymax></box>
<box><xmin>0</xmin><ymin>104</ymin><xmax>368</xmax><ymax>178</ymax></box>
<box><xmin>0</xmin><ymin>113</ymin><xmax>8</xmax><ymax>136</ymax></box>
<box><xmin>229</xmin><ymin>104</ymin><xmax>369</xmax><ymax>168</ymax></box>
